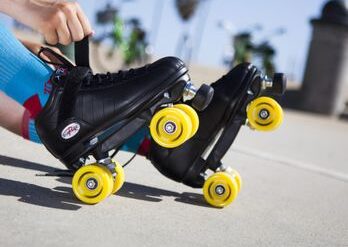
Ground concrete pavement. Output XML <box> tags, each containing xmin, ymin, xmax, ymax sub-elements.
<box><xmin>0</xmin><ymin>110</ymin><xmax>347</xmax><ymax>247</ymax></box>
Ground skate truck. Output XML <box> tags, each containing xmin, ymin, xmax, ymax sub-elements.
<box><xmin>36</xmin><ymin>38</ymin><xmax>286</xmax><ymax>208</ymax></box>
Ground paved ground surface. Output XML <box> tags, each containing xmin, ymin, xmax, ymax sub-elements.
<box><xmin>0</xmin><ymin>110</ymin><xmax>347</xmax><ymax>247</ymax></box>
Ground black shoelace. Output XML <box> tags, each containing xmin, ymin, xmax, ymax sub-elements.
<box><xmin>83</xmin><ymin>67</ymin><xmax>148</xmax><ymax>88</ymax></box>
<box><xmin>38</xmin><ymin>46</ymin><xmax>149</xmax><ymax>88</ymax></box>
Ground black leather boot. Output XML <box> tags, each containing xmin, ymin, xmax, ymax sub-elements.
<box><xmin>35</xmin><ymin>45</ymin><xmax>213</xmax><ymax>170</ymax></box>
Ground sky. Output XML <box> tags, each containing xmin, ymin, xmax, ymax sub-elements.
<box><xmin>83</xmin><ymin>0</ymin><xmax>328</xmax><ymax>83</ymax></box>
<box><xmin>0</xmin><ymin>0</ymin><xmax>335</xmax><ymax>82</ymax></box>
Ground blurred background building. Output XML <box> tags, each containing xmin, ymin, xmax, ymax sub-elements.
<box><xmin>283</xmin><ymin>0</ymin><xmax>348</xmax><ymax>117</ymax></box>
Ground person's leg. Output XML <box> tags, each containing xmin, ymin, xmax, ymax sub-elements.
<box><xmin>0</xmin><ymin>92</ymin><xmax>24</xmax><ymax>135</ymax></box>
<box><xmin>0</xmin><ymin>23</ymin><xmax>52</xmax><ymax>143</ymax></box>
<box><xmin>0</xmin><ymin>23</ymin><xmax>149</xmax><ymax>153</ymax></box>
<box><xmin>0</xmin><ymin>24</ymin><xmax>53</xmax><ymax>114</ymax></box>
<box><xmin>0</xmin><ymin>93</ymin><xmax>41</xmax><ymax>143</ymax></box>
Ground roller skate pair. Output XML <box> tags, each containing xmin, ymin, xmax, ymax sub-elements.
<box><xmin>36</xmin><ymin>38</ymin><xmax>286</xmax><ymax>207</ymax></box>
<box><xmin>36</xmin><ymin>38</ymin><xmax>213</xmax><ymax>204</ymax></box>
<box><xmin>148</xmin><ymin>63</ymin><xmax>286</xmax><ymax>208</ymax></box>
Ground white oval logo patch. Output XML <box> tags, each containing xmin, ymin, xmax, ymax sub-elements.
<box><xmin>61</xmin><ymin>123</ymin><xmax>80</xmax><ymax>140</ymax></box>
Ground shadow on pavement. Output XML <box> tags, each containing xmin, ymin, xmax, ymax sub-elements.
<box><xmin>0</xmin><ymin>155</ymin><xmax>56</xmax><ymax>173</ymax></box>
<box><xmin>0</xmin><ymin>178</ymin><xmax>81</xmax><ymax>210</ymax></box>
<box><xmin>0</xmin><ymin>155</ymin><xmax>81</xmax><ymax>210</ymax></box>
<box><xmin>117</xmin><ymin>182</ymin><xmax>210</xmax><ymax>208</ymax></box>
<box><xmin>57</xmin><ymin>178</ymin><xmax>210</xmax><ymax>208</ymax></box>
<box><xmin>0</xmin><ymin>155</ymin><xmax>210</xmax><ymax>209</ymax></box>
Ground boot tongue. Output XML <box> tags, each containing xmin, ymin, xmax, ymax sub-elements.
<box><xmin>51</xmin><ymin>66</ymin><xmax>93</xmax><ymax>88</ymax></box>
<box><xmin>58</xmin><ymin>67</ymin><xmax>91</xmax><ymax>121</ymax></box>
<box><xmin>65</xmin><ymin>67</ymin><xmax>91</xmax><ymax>85</ymax></box>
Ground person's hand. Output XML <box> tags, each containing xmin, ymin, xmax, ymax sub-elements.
<box><xmin>28</xmin><ymin>0</ymin><xmax>93</xmax><ymax>45</ymax></box>
<box><xmin>1</xmin><ymin>0</ymin><xmax>93</xmax><ymax>45</ymax></box>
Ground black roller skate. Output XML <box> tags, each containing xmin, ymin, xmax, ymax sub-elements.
<box><xmin>35</xmin><ymin>38</ymin><xmax>214</xmax><ymax>204</ymax></box>
<box><xmin>148</xmin><ymin>63</ymin><xmax>286</xmax><ymax>208</ymax></box>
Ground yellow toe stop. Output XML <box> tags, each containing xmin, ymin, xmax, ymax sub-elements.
<box><xmin>246</xmin><ymin>96</ymin><xmax>283</xmax><ymax>131</ymax></box>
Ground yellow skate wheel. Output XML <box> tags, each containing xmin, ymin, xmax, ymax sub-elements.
<box><xmin>111</xmin><ymin>161</ymin><xmax>125</xmax><ymax>194</ymax></box>
<box><xmin>150</xmin><ymin>107</ymin><xmax>193</xmax><ymax>148</ymax></box>
<box><xmin>72</xmin><ymin>164</ymin><xmax>113</xmax><ymax>204</ymax></box>
<box><xmin>227</xmin><ymin>168</ymin><xmax>242</xmax><ymax>192</ymax></box>
<box><xmin>247</xmin><ymin>96</ymin><xmax>283</xmax><ymax>131</ymax></box>
<box><xmin>203</xmin><ymin>172</ymin><xmax>239</xmax><ymax>208</ymax></box>
<box><xmin>174</xmin><ymin>104</ymin><xmax>199</xmax><ymax>137</ymax></box>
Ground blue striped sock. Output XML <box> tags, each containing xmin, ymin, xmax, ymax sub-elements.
<box><xmin>28</xmin><ymin>118</ymin><xmax>41</xmax><ymax>144</ymax></box>
<box><xmin>0</xmin><ymin>23</ymin><xmax>53</xmax><ymax>111</ymax></box>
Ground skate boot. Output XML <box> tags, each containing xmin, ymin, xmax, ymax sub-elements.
<box><xmin>148</xmin><ymin>63</ymin><xmax>286</xmax><ymax>208</ymax></box>
<box><xmin>35</xmin><ymin>38</ymin><xmax>214</xmax><ymax>204</ymax></box>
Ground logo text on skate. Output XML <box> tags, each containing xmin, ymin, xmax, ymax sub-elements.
<box><xmin>61</xmin><ymin>123</ymin><xmax>81</xmax><ymax>140</ymax></box>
